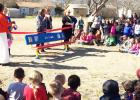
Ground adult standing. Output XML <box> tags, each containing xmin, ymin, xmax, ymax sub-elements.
<box><xmin>86</xmin><ymin>14</ymin><xmax>94</xmax><ymax>33</ymax></box>
<box><xmin>62</xmin><ymin>10</ymin><xmax>73</xmax><ymax>51</ymax></box>
<box><xmin>0</xmin><ymin>3</ymin><xmax>13</xmax><ymax>65</ymax></box>
<box><xmin>132</xmin><ymin>13</ymin><xmax>138</xmax><ymax>24</ymax></box>
<box><xmin>91</xmin><ymin>16</ymin><xmax>100</xmax><ymax>34</ymax></box>
<box><xmin>134</xmin><ymin>19</ymin><xmax>140</xmax><ymax>37</ymax></box>
<box><xmin>45</xmin><ymin>8</ymin><xmax>52</xmax><ymax>29</ymax></box>
<box><xmin>3</xmin><ymin>7</ymin><xmax>17</xmax><ymax>56</ymax></box>
<box><xmin>36</xmin><ymin>8</ymin><xmax>48</xmax><ymax>56</ymax></box>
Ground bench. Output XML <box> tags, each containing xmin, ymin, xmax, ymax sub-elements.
<box><xmin>25</xmin><ymin>32</ymin><xmax>74</xmax><ymax>58</ymax></box>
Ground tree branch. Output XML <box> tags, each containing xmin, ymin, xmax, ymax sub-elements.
<box><xmin>91</xmin><ymin>0</ymin><xmax>108</xmax><ymax>16</ymax></box>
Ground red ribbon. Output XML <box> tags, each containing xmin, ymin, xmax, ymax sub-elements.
<box><xmin>11</xmin><ymin>26</ymin><xmax>72</xmax><ymax>34</ymax></box>
<box><xmin>35</xmin><ymin>41</ymin><xmax>75</xmax><ymax>49</ymax></box>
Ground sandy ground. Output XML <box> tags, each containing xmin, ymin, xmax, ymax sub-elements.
<box><xmin>0</xmin><ymin>18</ymin><xmax>140</xmax><ymax>100</ymax></box>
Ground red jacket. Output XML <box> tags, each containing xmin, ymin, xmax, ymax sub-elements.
<box><xmin>0</xmin><ymin>12</ymin><xmax>11</xmax><ymax>33</ymax></box>
<box><xmin>62</xmin><ymin>88</ymin><xmax>81</xmax><ymax>100</ymax></box>
<box><xmin>23</xmin><ymin>85</ymin><xmax>48</xmax><ymax>100</ymax></box>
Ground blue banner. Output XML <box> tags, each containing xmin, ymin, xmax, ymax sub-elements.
<box><xmin>25</xmin><ymin>32</ymin><xmax>65</xmax><ymax>45</ymax></box>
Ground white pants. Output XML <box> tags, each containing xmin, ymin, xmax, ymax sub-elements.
<box><xmin>0</xmin><ymin>32</ymin><xmax>10</xmax><ymax>64</ymax></box>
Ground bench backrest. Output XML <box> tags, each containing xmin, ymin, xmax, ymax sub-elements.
<box><xmin>25</xmin><ymin>32</ymin><xmax>65</xmax><ymax>45</ymax></box>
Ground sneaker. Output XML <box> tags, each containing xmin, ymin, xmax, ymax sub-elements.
<box><xmin>68</xmin><ymin>47</ymin><xmax>73</xmax><ymax>51</ymax></box>
<box><xmin>64</xmin><ymin>49</ymin><xmax>68</xmax><ymax>52</ymax></box>
<box><xmin>35</xmin><ymin>56</ymin><xmax>40</xmax><ymax>59</ymax></box>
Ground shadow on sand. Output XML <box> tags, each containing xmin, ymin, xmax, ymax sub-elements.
<box><xmin>9</xmin><ymin>62</ymin><xmax>87</xmax><ymax>70</ymax></box>
<box><xmin>42</xmin><ymin>47</ymin><xmax>118</xmax><ymax>63</ymax></box>
<box><xmin>10</xmin><ymin>46</ymin><xmax>119</xmax><ymax>69</ymax></box>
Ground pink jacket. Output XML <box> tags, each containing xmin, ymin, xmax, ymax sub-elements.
<box><xmin>129</xmin><ymin>43</ymin><xmax>140</xmax><ymax>53</ymax></box>
<box><xmin>86</xmin><ymin>34</ymin><xmax>96</xmax><ymax>42</ymax></box>
<box><xmin>110</xmin><ymin>26</ymin><xmax>116</xmax><ymax>36</ymax></box>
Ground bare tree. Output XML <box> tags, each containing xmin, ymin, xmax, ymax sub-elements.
<box><xmin>117</xmin><ymin>0</ymin><xmax>140</xmax><ymax>11</ymax></box>
<box><xmin>63</xmin><ymin>0</ymin><xmax>73</xmax><ymax>9</ymax></box>
<box><xmin>87</xmin><ymin>0</ymin><xmax>109</xmax><ymax>16</ymax></box>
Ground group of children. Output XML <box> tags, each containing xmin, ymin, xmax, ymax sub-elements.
<box><xmin>0</xmin><ymin>68</ymin><xmax>81</xmax><ymax>100</ymax></box>
<box><xmin>119</xmin><ymin>35</ymin><xmax>140</xmax><ymax>55</ymax></box>
<box><xmin>100</xmin><ymin>69</ymin><xmax>140</xmax><ymax>100</ymax></box>
<box><xmin>76</xmin><ymin>16</ymin><xmax>101</xmax><ymax>46</ymax></box>
<box><xmin>118</xmin><ymin>19</ymin><xmax>140</xmax><ymax>55</ymax></box>
<box><xmin>76</xmin><ymin>13</ymin><xmax>140</xmax><ymax>51</ymax></box>
<box><xmin>1</xmin><ymin>67</ymin><xmax>140</xmax><ymax>100</ymax></box>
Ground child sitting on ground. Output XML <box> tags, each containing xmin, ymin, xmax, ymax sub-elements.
<box><xmin>133</xmin><ymin>83</ymin><xmax>140</xmax><ymax>100</ymax></box>
<box><xmin>105</xmin><ymin>22</ymin><xmax>117</xmax><ymax>46</ymax></box>
<box><xmin>119</xmin><ymin>36</ymin><xmax>134</xmax><ymax>52</ymax></box>
<box><xmin>48</xmin><ymin>80</ymin><xmax>64</xmax><ymax>100</ymax></box>
<box><xmin>39</xmin><ymin>72</ymin><xmax>47</xmax><ymax>94</ymax></box>
<box><xmin>7</xmin><ymin>68</ymin><xmax>26</xmax><ymax>100</ymax></box>
<box><xmin>119</xmin><ymin>35</ymin><xmax>128</xmax><ymax>45</ymax></box>
<box><xmin>128</xmin><ymin>37</ymin><xmax>140</xmax><ymax>54</ymax></box>
<box><xmin>131</xmin><ymin>69</ymin><xmax>140</xmax><ymax>100</ymax></box>
<box><xmin>23</xmin><ymin>70</ymin><xmax>48</xmax><ymax>100</ymax></box>
<box><xmin>48</xmin><ymin>73</ymin><xmax>66</xmax><ymax>99</ymax></box>
<box><xmin>86</xmin><ymin>32</ymin><xmax>96</xmax><ymax>45</ymax></box>
<box><xmin>121</xmin><ymin>80</ymin><xmax>134</xmax><ymax>100</ymax></box>
<box><xmin>79</xmin><ymin>32</ymin><xmax>87</xmax><ymax>44</ymax></box>
<box><xmin>100</xmin><ymin>80</ymin><xmax>121</xmax><ymax>100</ymax></box>
<box><xmin>123</xmin><ymin>22</ymin><xmax>133</xmax><ymax>37</ymax></box>
<box><xmin>55</xmin><ymin>73</ymin><xmax>66</xmax><ymax>89</ymax></box>
<box><xmin>0</xmin><ymin>88</ymin><xmax>7</xmax><ymax>100</ymax></box>
<box><xmin>133</xmin><ymin>69</ymin><xmax>140</xmax><ymax>86</ymax></box>
<box><xmin>95</xmin><ymin>30</ymin><xmax>102</xmax><ymax>46</ymax></box>
<box><xmin>62</xmin><ymin>75</ymin><xmax>81</xmax><ymax>100</ymax></box>
<box><xmin>79</xmin><ymin>32</ymin><xmax>95</xmax><ymax>45</ymax></box>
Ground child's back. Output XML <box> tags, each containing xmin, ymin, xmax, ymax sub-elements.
<box><xmin>121</xmin><ymin>80</ymin><xmax>134</xmax><ymax>100</ymax></box>
<box><xmin>23</xmin><ymin>70</ymin><xmax>48</xmax><ymax>100</ymax></box>
<box><xmin>7</xmin><ymin>68</ymin><xmax>26</xmax><ymax>100</ymax></box>
<box><xmin>7</xmin><ymin>82</ymin><xmax>26</xmax><ymax>100</ymax></box>
<box><xmin>62</xmin><ymin>75</ymin><xmax>81</xmax><ymax>100</ymax></box>
<box><xmin>24</xmin><ymin>85</ymin><xmax>47</xmax><ymax>100</ymax></box>
<box><xmin>133</xmin><ymin>83</ymin><xmax>140</xmax><ymax>100</ymax></box>
<box><xmin>62</xmin><ymin>88</ymin><xmax>81</xmax><ymax>100</ymax></box>
<box><xmin>100</xmin><ymin>80</ymin><xmax>121</xmax><ymax>100</ymax></box>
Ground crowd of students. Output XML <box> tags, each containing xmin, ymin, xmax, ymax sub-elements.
<box><xmin>0</xmin><ymin>68</ymin><xmax>81</xmax><ymax>100</ymax></box>
<box><xmin>77</xmin><ymin>13</ymin><xmax>140</xmax><ymax>56</ymax></box>
<box><xmin>1</xmin><ymin>67</ymin><xmax>140</xmax><ymax>100</ymax></box>
<box><xmin>100</xmin><ymin>69</ymin><xmax>140</xmax><ymax>100</ymax></box>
